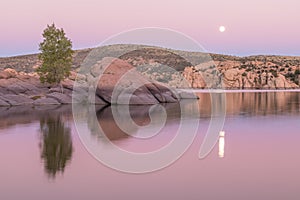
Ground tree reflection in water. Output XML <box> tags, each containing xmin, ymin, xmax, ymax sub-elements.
<box><xmin>39</xmin><ymin>116</ymin><xmax>73</xmax><ymax>178</ymax></box>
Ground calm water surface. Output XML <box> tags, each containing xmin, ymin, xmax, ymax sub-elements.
<box><xmin>0</xmin><ymin>92</ymin><xmax>299</xmax><ymax>200</ymax></box>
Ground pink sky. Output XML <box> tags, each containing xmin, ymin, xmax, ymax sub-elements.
<box><xmin>1</xmin><ymin>0</ymin><xmax>300</xmax><ymax>57</ymax></box>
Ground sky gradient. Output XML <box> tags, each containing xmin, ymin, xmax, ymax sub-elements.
<box><xmin>1</xmin><ymin>0</ymin><xmax>300</xmax><ymax>57</ymax></box>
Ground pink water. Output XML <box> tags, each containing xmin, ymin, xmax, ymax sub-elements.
<box><xmin>0</xmin><ymin>92</ymin><xmax>299</xmax><ymax>200</ymax></box>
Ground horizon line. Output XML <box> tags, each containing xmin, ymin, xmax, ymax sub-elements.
<box><xmin>1</xmin><ymin>45</ymin><xmax>299</xmax><ymax>59</ymax></box>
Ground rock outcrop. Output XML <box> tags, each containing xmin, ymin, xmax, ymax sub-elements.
<box><xmin>0</xmin><ymin>68</ymin><xmax>75</xmax><ymax>106</ymax></box>
<box><xmin>84</xmin><ymin>58</ymin><xmax>179</xmax><ymax>105</ymax></box>
<box><xmin>182</xmin><ymin>61</ymin><xmax>299</xmax><ymax>89</ymax></box>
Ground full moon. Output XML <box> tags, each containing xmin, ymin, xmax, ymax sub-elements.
<box><xmin>219</xmin><ymin>26</ymin><xmax>226</xmax><ymax>33</ymax></box>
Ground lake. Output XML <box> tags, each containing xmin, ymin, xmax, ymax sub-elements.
<box><xmin>0</xmin><ymin>91</ymin><xmax>299</xmax><ymax>200</ymax></box>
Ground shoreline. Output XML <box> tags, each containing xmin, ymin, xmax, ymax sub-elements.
<box><xmin>179</xmin><ymin>89</ymin><xmax>300</xmax><ymax>93</ymax></box>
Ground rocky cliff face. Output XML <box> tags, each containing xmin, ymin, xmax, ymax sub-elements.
<box><xmin>182</xmin><ymin>58</ymin><xmax>300</xmax><ymax>89</ymax></box>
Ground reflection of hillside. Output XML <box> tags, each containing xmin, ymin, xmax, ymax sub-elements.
<box><xmin>197</xmin><ymin>92</ymin><xmax>300</xmax><ymax>116</ymax></box>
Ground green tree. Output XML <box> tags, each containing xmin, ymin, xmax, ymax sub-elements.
<box><xmin>37</xmin><ymin>24</ymin><xmax>74</xmax><ymax>88</ymax></box>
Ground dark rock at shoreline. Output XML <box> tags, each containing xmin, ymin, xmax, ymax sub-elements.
<box><xmin>0</xmin><ymin>94</ymin><xmax>33</xmax><ymax>105</ymax></box>
<box><xmin>33</xmin><ymin>97</ymin><xmax>60</xmax><ymax>105</ymax></box>
<box><xmin>0</xmin><ymin>97</ymin><xmax>10</xmax><ymax>106</ymax></box>
<box><xmin>46</xmin><ymin>92</ymin><xmax>72</xmax><ymax>104</ymax></box>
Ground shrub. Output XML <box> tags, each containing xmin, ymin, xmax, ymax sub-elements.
<box><xmin>271</xmin><ymin>71</ymin><xmax>278</xmax><ymax>78</ymax></box>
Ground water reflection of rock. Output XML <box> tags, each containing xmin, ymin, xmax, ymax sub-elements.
<box><xmin>39</xmin><ymin>115</ymin><xmax>73</xmax><ymax>178</ymax></box>
<box><xmin>87</xmin><ymin>101</ymin><xmax>200</xmax><ymax>141</ymax></box>
<box><xmin>0</xmin><ymin>105</ymin><xmax>73</xmax><ymax>130</ymax></box>
<box><xmin>197</xmin><ymin>92</ymin><xmax>300</xmax><ymax>116</ymax></box>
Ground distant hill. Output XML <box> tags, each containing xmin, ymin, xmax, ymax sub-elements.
<box><xmin>0</xmin><ymin>49</ymin><xmax>92</xmax><ymax>73</ymax></box>
<box><xmin>0</xmin><ymin>44</ymin><xmax>300</xmax><ymax>89</ymax></box>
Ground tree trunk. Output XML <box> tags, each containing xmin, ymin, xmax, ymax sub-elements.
<box><xmin>60</xmin><ymin>83</ymin><xmax>64</xmax><ymax>94</ymax></box>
